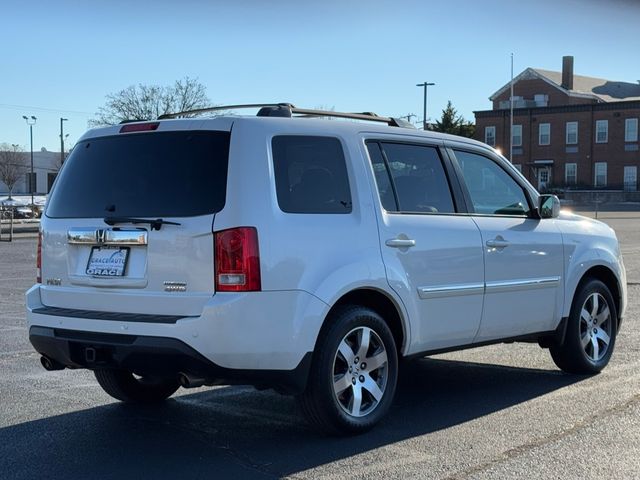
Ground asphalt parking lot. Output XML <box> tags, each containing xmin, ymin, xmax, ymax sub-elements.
<box><xmin>1</xmin><ymin>214</ymin><xmax>638</xmax><ymax>479</ymax></box>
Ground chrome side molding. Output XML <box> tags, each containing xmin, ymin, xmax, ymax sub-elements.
<box><xmin>418</xmin><ymin>283</ymin><xmax>485</xmax><ymax>300</ymax></box>
<box><xmin>485</xmin><ymin>276</ymin><xmax>560</xmax><ymax>294</ymax></box>
<box><xmin>418</xmin><ymin>276</ymin><xmax>560</xmax><ymax>299</ymax></box>
<box><xmin>67</xmin><ymin>228</ymin><xmax>148</xmax><ymax>246</ymax></box>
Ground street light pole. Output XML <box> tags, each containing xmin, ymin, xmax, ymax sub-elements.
<box><xmin>60</xmin><ymin>118</ymin><xmax>68</xmax><ymax>165</ymax></box>
<box><xmin>22</xmin><ymin>115</ymin><xmax>37</xmax><ymax>206</ymax></box>
<box><xmin>416</xmin><ymin>81</ymin><xmax>435</xmax><ymax>130</ymax></box>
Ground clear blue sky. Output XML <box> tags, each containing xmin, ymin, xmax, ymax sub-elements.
<box><xmin>2</xmin><ymin>0</ymin><xmax>639</xmax><ymax>151</ymax></box>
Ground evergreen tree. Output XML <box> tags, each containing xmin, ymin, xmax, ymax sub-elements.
<box><xmin>430</xmin><ymin>101</ymin><xmax>475</xmax><ymax>138</ymax></box>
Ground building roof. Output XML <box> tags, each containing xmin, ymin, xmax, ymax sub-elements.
<box><xmin>490</xmin><ymin>67</ymin><xmax>640</xmax><ymax>103</ymax></box>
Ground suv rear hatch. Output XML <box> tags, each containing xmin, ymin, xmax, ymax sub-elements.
<box><xmin>40</xmin><ymin>123</ymin><xmax>231</xmax><ymax>317</ymax></box>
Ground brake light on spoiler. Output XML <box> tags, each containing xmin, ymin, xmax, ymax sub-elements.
<box><xmin>119</xmin><ymin>122</ymin><xmax>160</xmax><ymax>133</ymax></box>
<box><xmin>215</xmin><ymin>227</ymin><xmax>261</xmax><ymax>292</ymax></box>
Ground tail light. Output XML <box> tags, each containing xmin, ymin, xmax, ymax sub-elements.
<box><xmin>36</xmin><ymin>231</ymin><xmax>42</xmax><ymax>283</ymax></box>
<box><xmin>215</xmin><ymin>227</ymin><xmax>261</xmax><ymax>292</ymax></box>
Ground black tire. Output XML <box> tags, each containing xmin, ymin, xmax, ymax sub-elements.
<box><xmin>94</xmin><ymin>369</ymin><xmax>179</xmax><ymax>403</ymax></box>
<box><xmin>298</xmin><ymin>305</ymin><xmax>398</xmax><ymax>435</ymax></box>
<box><xmin>550</xmin><ymin>278</ymin><xmax>618</xmax><ymax>374</ymax></box>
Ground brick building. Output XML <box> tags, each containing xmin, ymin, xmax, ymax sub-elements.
<box><xmin>474</xmin><ymin>56</ymin><xmax>640</xmax><ymax>192</ymax></box>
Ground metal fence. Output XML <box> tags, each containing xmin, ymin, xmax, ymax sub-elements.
<box><xmin>0</xmin><ymin>208</ymin><xmax>14</xmax><ymax>242</ymax></box>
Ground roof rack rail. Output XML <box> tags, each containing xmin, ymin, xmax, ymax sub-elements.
<box><xmin>158</xmin><ymin>103</ymin><xmax>416</xmax><ymax>129</ymax></box>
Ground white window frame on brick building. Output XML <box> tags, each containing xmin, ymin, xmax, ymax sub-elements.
<box><xmin>566</xmin><ymin>122</ymin><xmax>578</xmax><ymax>144</ymax></box>
<box><xmin>625</xmin><ymin>118</ymin><xmax>638</xmax><ymax>143</ymax></box>
<box><xmin>485</xmin><ymin>126</ymin><xmax>496</xmax><ymax>147</ymax></box>
<box><xmin>595</xmin><ymin>120</ymin><xmax>608</xmax><ymax>143</ymax></box>
<box><xmin>512</xmin><ymin>125</ymin><xmax>522</xmax><ymax>147</ymax></box>
<box><xmin>565</xmin><ymin>163</ymin><xmax>577</xmax><ymax>186</ymax></box>
<box><xmin>539</xmin><ymin>123</ymin><xmax>550</xmax><ymax>145</ymax></box>
<box><xmin>594</xmin><ymin>162</ymin><xmax>607</xmax><ymax>187</ymax></box>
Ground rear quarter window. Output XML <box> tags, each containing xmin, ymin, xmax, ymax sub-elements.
<box><xmin>272</xmin><ymin>136</ymin><xmax>352</xmax><ymax>214</ymax></box>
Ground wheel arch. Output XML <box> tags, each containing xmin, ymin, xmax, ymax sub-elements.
<box><xmin>573</xmin><ymin>265</ymin><xmax>622</xmax><ymax>326</ymax></box>
<box><xmin>315</xmin><ymin>288</ymin><xmax>408</xmax><ymax>357</ymax></box>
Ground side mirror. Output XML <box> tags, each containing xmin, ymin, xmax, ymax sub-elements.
<box><xmin>538</xmin><ymin>194</ymin><xmax>560</xmax><ymax>219</ymax></box>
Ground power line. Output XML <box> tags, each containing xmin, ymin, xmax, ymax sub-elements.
<box><xmin>0</xmin><ymin>103</ymin><xmax>93</xmax><ymax>116</ymax></box>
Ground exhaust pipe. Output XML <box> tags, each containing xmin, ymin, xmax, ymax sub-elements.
<box><xmin>40</xmin><ymin>356</ymin><xmax>65</xmax><ymax>371</ymax></box>
<box><xmin>178</xmin><ymin>372</ymin><xmax>207</xmax><ymax>389</ymax></box>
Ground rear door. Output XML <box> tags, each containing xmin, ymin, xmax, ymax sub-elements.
<box><xmin>40</xmin><ymin>122</ymin><xmax>231</xmax><ymax>317</ymax></box>
<box><xmin>366</xmin><ymin>140</ymin><xmax>485</xmax><ymax>353</ymax></box>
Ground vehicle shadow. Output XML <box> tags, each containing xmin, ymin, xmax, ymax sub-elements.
<box><xmin>0</xmin><ymin>357</ymin><xmax>584</xmax><ymax>479</ymax></box>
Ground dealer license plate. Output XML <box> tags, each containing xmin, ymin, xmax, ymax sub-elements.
<box><xmin>86</xmin><ymin>247</ymin><xmax>129</xmax><ymax>277</ymax></box>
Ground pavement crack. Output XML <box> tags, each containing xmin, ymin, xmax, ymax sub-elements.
<box><xmin>443</xmin><ymin>393</ymin><xmax>640</xmax><ymax>480</ymax></box>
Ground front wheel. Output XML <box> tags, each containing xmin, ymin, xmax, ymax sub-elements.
<box><xmin>298</xmin><ymin>306</ymin><xmax>398</xmax><ymax>435</ymax></box>
<box><xmin>94</xmin><ymin>369</ymin><xmax>179</xmax><ymax>403</ymax></box>
<box><xmin>550</xmin><ymin>279</ymin><xmax>618</xmax><ymax>374</ymax></box>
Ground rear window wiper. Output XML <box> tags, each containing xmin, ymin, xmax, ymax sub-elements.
<box><xmin>103</xmin><ymin>216</ymin><xmax>181</xmax><ymax>231</ymax></box>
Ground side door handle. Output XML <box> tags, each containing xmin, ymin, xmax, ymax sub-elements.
<box><xmin>486</xmin><ymin>237</ymin><xmax>510</xmax><ymax>249</ymax></box>
<box><xmin>385</xmin><ymin>238</ymin><xmax>416</xmax><ymax>248</ymax></box>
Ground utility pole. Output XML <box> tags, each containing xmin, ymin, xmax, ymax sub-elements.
<box><xmin>60</xmin><ymin>118</ymin><xmax>68</xmax><ymax>165</ymax></box>
<box><xmin>22</xmin><ymin>115</ymin><xmax>37</xmax><ymax>205</ymax></box>
<box><xmin>416</xmin><ymin>81</ymin><xmax>435</xmax><ymax>130</ymax></box>
<box><xmin>401</xmin><ymin>113</ymin><xmax>417</xmax><ymax>124</ymax></box>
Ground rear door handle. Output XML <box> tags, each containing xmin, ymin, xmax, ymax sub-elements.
<box><xmin>486</xmin><ymin>238</ymin><xmax>510</xmax><ymax>249</ymax></box>
<box><xmin>385</xmin><ymin>238</ymin><xmax>416</xmax><ymax>248</ymax></box>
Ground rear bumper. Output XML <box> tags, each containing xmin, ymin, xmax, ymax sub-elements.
<box><xmin>29</xmin><ymin>325</ymin><xmax>312</xmax><ymax>394</ymax></box>
<box><xmin>26</xmin><ymin>284</ymin><xmax>328</xmax><ymax>373</ymax></box>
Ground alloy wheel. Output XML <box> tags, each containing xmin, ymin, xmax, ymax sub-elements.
<box><xmin>332</xmin><ymin>326</ymin><xmax>388</xmax><ymax>418</ymax></box>
<box><xmin>580</xmin><ymin>292</ymin><xmax>612</xmax><ymax>362</ymax></box>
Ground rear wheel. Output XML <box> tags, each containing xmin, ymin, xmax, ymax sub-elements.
<box><xmin>298</xmin><ymin>306</ymin><xmax>398</xmax><ymax>435</ymax></box>
<box><xmin>94</xmin><ymin>369</ymin><xmax>179</xmax><ymax>403</ymax></box>
<box><xmin>550</xmin><ymin>279</ymin><xmax>617</xmax><ymax>374</ymax></box>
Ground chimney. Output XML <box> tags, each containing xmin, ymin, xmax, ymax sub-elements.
<box><xmin>562</xmin><ymin>56</ymin><xmax>574</xmax><ymax>90</ymax></box>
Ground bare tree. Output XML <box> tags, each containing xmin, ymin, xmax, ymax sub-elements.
<box><xmin>91</xmin><ymin>77</ymin><xmax>211</xmax><ymax>126</ymax></box>
<box><xmin>0</xmin><ymin>143</ymin><xmax>26</xmax><ymax>199</ymax></box>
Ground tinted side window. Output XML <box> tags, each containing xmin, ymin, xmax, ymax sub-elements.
<box><xmin>454</xmin><ymin>150</ymin><xmax>530</xmax><ymax>216</ymax></box>
<box><xmin>272</xmin><ymin>136</ymin><xmax>352</xmax><ymax>214</ymax></box>
<box><xmin>379</xmin><ymin>143</ymin><xmax>455</xmax><ymax>214</ymax></box>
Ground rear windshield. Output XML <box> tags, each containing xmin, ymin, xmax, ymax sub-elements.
<box><xmin>47</xmin><ymin>130</ymin><xmax>230</xmax><ymax>218</ymax></box>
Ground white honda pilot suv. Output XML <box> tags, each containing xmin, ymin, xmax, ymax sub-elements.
<box><xmin>27</xmin><ymin>103</ymin><xmax>626</xmax><ymax>434</ymax></box>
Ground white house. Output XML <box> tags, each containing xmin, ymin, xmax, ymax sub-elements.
<box><xmin>0</xmin><ymin>149</ymin><xmax>62</xmax><ymax>195</ymax></box>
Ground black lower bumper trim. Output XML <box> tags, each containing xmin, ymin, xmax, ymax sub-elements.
<box><xmin>32</xmin><ymin>306</ymin><xmax>187</xmax><ymax>324</ymax></box>
<box><xmin>29</xmin><ymin>326</ymin><xmax>311</xmax><ymax>395</ymax></box>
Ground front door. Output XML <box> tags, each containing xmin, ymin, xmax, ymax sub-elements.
<box><xmin>537</xmin><ymin>167</ymin><xmax>550</xmax><ymax>191</ymax></box>
<box><xmin>365</xmin><ymin>140</ymin><xmax>485</xmax><ymax>353</ymax></box>
<box><xmin>452</xmin><ymin>149</ymin><xmax>564</xmax><ymax>342</ymax></box>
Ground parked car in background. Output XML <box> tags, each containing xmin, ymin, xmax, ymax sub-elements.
<box><xmin>26</xmin><ymin>104</ymin><xmax>627</xmax><ymax>434</ymax></box>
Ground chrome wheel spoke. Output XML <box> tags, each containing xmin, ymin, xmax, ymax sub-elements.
<box><xmin>356</xmin><ymin>328</ymin><xmax>371</xmax><ymax>360</ymax></box>
<box><xmin>596</xmin><ymin>329</ymin><xmax>610</xmax><ymax>346</ymax></box>
<box><xmin>595</xmin><ymin>306</ymin><xmax>610</xmax><ymax>327</ymax></box>
<box><xmin>580</xmin><ymin>308</ymin><xmax>591</xmax><ymax>324</ymax></box>
<box><xmin>333</xmin><ymin>374</ymin><xmax>352</xmax><ymax>396</ymax></box>
<box><xmin>362</xmin><ymin>375</ymin><xmax>384</xmax><ymax>402</ymax></box>
<box><xmin>350</xmin><ymin>384</ymin><xmax>363</xmax><ymax>416</ymax></box>
<box><xmin>581</xmin><ymin>332</ymin><xmax>591</xmax><ymax>348</ymax></box>
<box><xmin>589</xmin><ymin>293</ymin><xmax>599</xmax><ymax>318</ymax></box>
<box><xmin>591</xmin><ymin>336</ymin><xmax>600</xmax><ymax>360</ymax></box>
<box><xmin>338</xmin><ymin>340</ymin><xmax>355</xmax><ymax>365</ymax></box>
<box><xmin>366</xmin><ymin>350</ymin><xmax>388</xmax><ymax>372</ymax></box>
